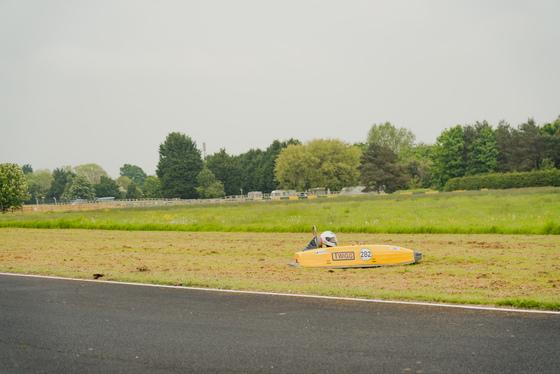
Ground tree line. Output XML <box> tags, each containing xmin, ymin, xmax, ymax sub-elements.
<box><xmin>429</xmin><ymin>117</ymin><xmax>560</xmax><ymax>189</ymax></box>
<box><xmin>10</xmin><ymin>134</ymin><xmax>303</xmax><ymax>203</ymax></box>
<box><xmin>2</xmin><ymin>114</ymin><xmax>559</xmax><ymax>211</ymax></box>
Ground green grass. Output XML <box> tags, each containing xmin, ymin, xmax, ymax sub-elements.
<box><xmin>2</xmin><ymin>188</ymin><xmax>559</xmax><ymax>235</ymax></box>
<box><xmin>3</xmin><ymin>188</ymin><xmax>559</xmax><ymax>310</ymax></box>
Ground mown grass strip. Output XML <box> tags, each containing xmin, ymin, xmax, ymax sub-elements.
<box><xmin>1</xmin><ymin>229</ymin><xmax>558</xmax><ymax>311</ymax></box>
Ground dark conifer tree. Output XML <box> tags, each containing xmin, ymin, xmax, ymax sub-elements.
<box><xmin>156</xmin><ymin>132</ymin><xmax>203</xmax><ymax>199</ymax></box>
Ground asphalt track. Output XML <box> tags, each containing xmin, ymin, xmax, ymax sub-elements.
<box><xmin>1</xmin><ymin>274</ymin><xmax>559</xmax><ymax>373</ymax></box>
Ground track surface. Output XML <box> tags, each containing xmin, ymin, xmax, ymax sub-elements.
<box><xmin>1</xmin><ymin>274</ymin><xmax>559</xmax><ymax>373</ymax></box>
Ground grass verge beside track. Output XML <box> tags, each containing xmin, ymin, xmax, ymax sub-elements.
<box><xmin>1</xmin><ymin>229</ymin><xmax>558</xmax><ymax>311</ymax></box>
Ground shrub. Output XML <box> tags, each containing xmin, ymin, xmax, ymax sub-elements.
<box><xmin>443</xmin><ymin>170</ymin><xmax>560</xmax><ymax>191</ymax></box>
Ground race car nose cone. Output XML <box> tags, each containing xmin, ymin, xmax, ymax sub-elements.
<box><xmin>414</xmin><ymin>251</ymin><xmax>422</xmax><ymax>263</ymax></box>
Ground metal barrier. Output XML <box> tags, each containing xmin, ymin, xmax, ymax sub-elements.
<box><xmin>20</xmin><ymin>203</ymin><xmax>122</xmax><ymax>213</ymax></box>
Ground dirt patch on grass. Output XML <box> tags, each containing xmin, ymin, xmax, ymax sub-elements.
<box><xmin>1</xmin><ymin>229</ymin><xmax>559</xmax><ymax>310</ymax></box>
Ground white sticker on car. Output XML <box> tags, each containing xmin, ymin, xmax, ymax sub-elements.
<box><xmin>359</xmin><ymin>248</ymin><xmax>372</xmax><ymax>261</ymax></box>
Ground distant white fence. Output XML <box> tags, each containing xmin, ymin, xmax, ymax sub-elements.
<box><xmin>13</xmin><ymin>189</ymin><xmax>354</xmax><ymax>214</ymax></box>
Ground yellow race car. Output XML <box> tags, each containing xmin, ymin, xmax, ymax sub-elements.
<box><xmin>289</xmin><ymin>226</ymin><xmax>422</xmax><ymax>269</ymax></box>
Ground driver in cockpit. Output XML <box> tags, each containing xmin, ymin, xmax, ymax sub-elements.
<box><xmin>302</xmin><ymin>231</ymin><xmax>338</xmax><ymax>251</ymax></box>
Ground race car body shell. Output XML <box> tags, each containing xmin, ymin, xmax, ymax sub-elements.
<box><xmin>293</xmin><ymin>245</ymin><xmax>422</xmax><ymax>268</ymax></box>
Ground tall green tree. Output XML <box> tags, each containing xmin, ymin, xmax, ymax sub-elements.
<box><xmin>22</xmin><ymin>164</ymin><xmax>33</xmax><ymax>175</ymax></box>
<box><xmin>274</xmin><ymin>139</ymin><xmax>360</xmax><ymax>191</ymax></box>
<box><xmin>495</xmin><ymin>121</ymin><xmax>516</xmax><ymax>173</ymax></box>
<box><xmin>116</xmin><ymin>176</ymin><xmax>132</xmax><ymax>190</ymax></box>
<box><xmin>540</xmin><ymin>115</ymin><xmax>560</xmax><ymax>168</ymax></box>
<box><xmin>119</xmin><ymin>164</ymin><xmax>148</xmax><ymax>188</ymax></box>
<box><xmin>430</xmin><ymin>125</ymin><xmax>465</xmax><ymax>189</ymax></box>
<box><xmin>61</xmin><ymin>175</ymin><xmax>94</xmax><ymax>201</ymax></box>
<box><xmin>26</xmin><ymin>179</ymin><xmax>41</xmax><ymax>203</ymax></box>
<box><xmin>0</xmin><ymin>163</ymin><xmax>30</xmax><ymax>213</ymax></box>
<box><xmin>206</xmin><ymin>148</ymin><xmax>242</xmax><ymax>196</ymax></box>
<box><xmin>74</xmin><ymin>164</ymin><xmax>109</xmax><ymax>184</ymax></box>
<box><xmin>47</xmin><ymin>166</ymin><xmax>75</xmax><ymax>200</ymax></box>
<box><xmin>466</xmin><ymin>126</ymin><xmax>499</xmax><ymax>175</ymax></box>
<box><xmin>401</xmin><ymin>143</ymin><xmax>433</xmax><ymax>189</ymax></box>
<box><xmin>25</xmin><ymin>169</ymin><xmax>53</xmax><ymax>200</ymax></box>
<box><xmin>367</xmin><ymin>122</ymin><xmax>416</xmax><ymax>154</ymax></box>
<box><xmin>517</xmin><ymin>118</ymin><xmax>543</xmax><ymax>171</ymax></box>
<box><xmin>260</xmin><ymin>139</ymin><xmax>300</xmax><ymax>193</ymax></box>
<box><xmin>142</xmin><ymin>176</ymin><xmax>162</xmax><ymax>198</ymax></box>
<box><xmin>495</xmin><ymin>119</ymin><xmax>550</xmax><ymax>172</ymax></box>
<box><xmin>125</xmin><ymin>181</ymin><xmax>142</xmax><ymax>199</ymax></box>
<box><xmin>307</xmin><ymin>139</ymin><xmax>361</xmax><ymax>191</ymax></box>
<box><xmin>94</xmin><ymin>176</ymin><xmax>123</xmax><ymax>199</ymax></box>
<box><xmin>237</xmin><ymin>148</ymin><xmax>264</xmax><ymax>193</ymax></box>
<box><xmin>196</xmin><ymin>168</ymin><xmax>226</xmax><ymax>198</ymax></box>
<box><xmin>232</xmin><ymin>139</ymin><xmax>299</xmax><ymax>194</ymax></box>
<box><xmin>156</xmin><ymin>132</ymin><xmax>203</xmax><ymax>199</ymax></box>
<box><xmin>359</xmin><ymin>141</ymin><xmax>408</xmax><ymax>193</ymax></box>
<box><xmin>353</xmin><ymin>142</ymin><xmax>368</xmax><ymax>154</ymax></box>
<box><xmin>540</xmin><ymin>115</ymin><xmax>560</xmax><ymax>136</ymax></box>
<box><xmin>462</xmin><ymin>121</ymin><xmax>491</xmax><ymax>168</ymax></box>
<box><xmin>274</xmin><ymin>143</ymin><xmax>315</xmax><ymax>191</ymax></box>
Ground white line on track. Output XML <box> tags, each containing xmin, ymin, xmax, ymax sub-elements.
<box><xmin>2</xmin><ymin>272</ymin><xmax>559</xmax><ymax>315</ymax></box>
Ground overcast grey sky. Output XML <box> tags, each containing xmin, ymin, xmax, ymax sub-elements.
<box><xmin>1</xmin><ymin>1</ymin><xmax>559</xmax><ymax>178</ymax></box>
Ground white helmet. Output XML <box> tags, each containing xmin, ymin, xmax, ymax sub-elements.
<box><xmin>320</xmin><ymin>231</ymin><xmax>337</xmax><ymax>247</ymax></box>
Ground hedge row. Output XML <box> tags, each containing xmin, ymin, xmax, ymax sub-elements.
<box><xmin>443</xmin><ymin>169</ymin><xmax>560</xmax><ymax>191</ymax></box>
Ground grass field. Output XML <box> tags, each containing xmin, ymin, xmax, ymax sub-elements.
<box><xmin>1</xmin><ymin>188</ymin><xmax>560</xmax><ymax>235</ymax></box>
<box><xmin>1</xmin><ymin>187</ymin><xmax>559</xmax><ymax>310</ymax></box>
